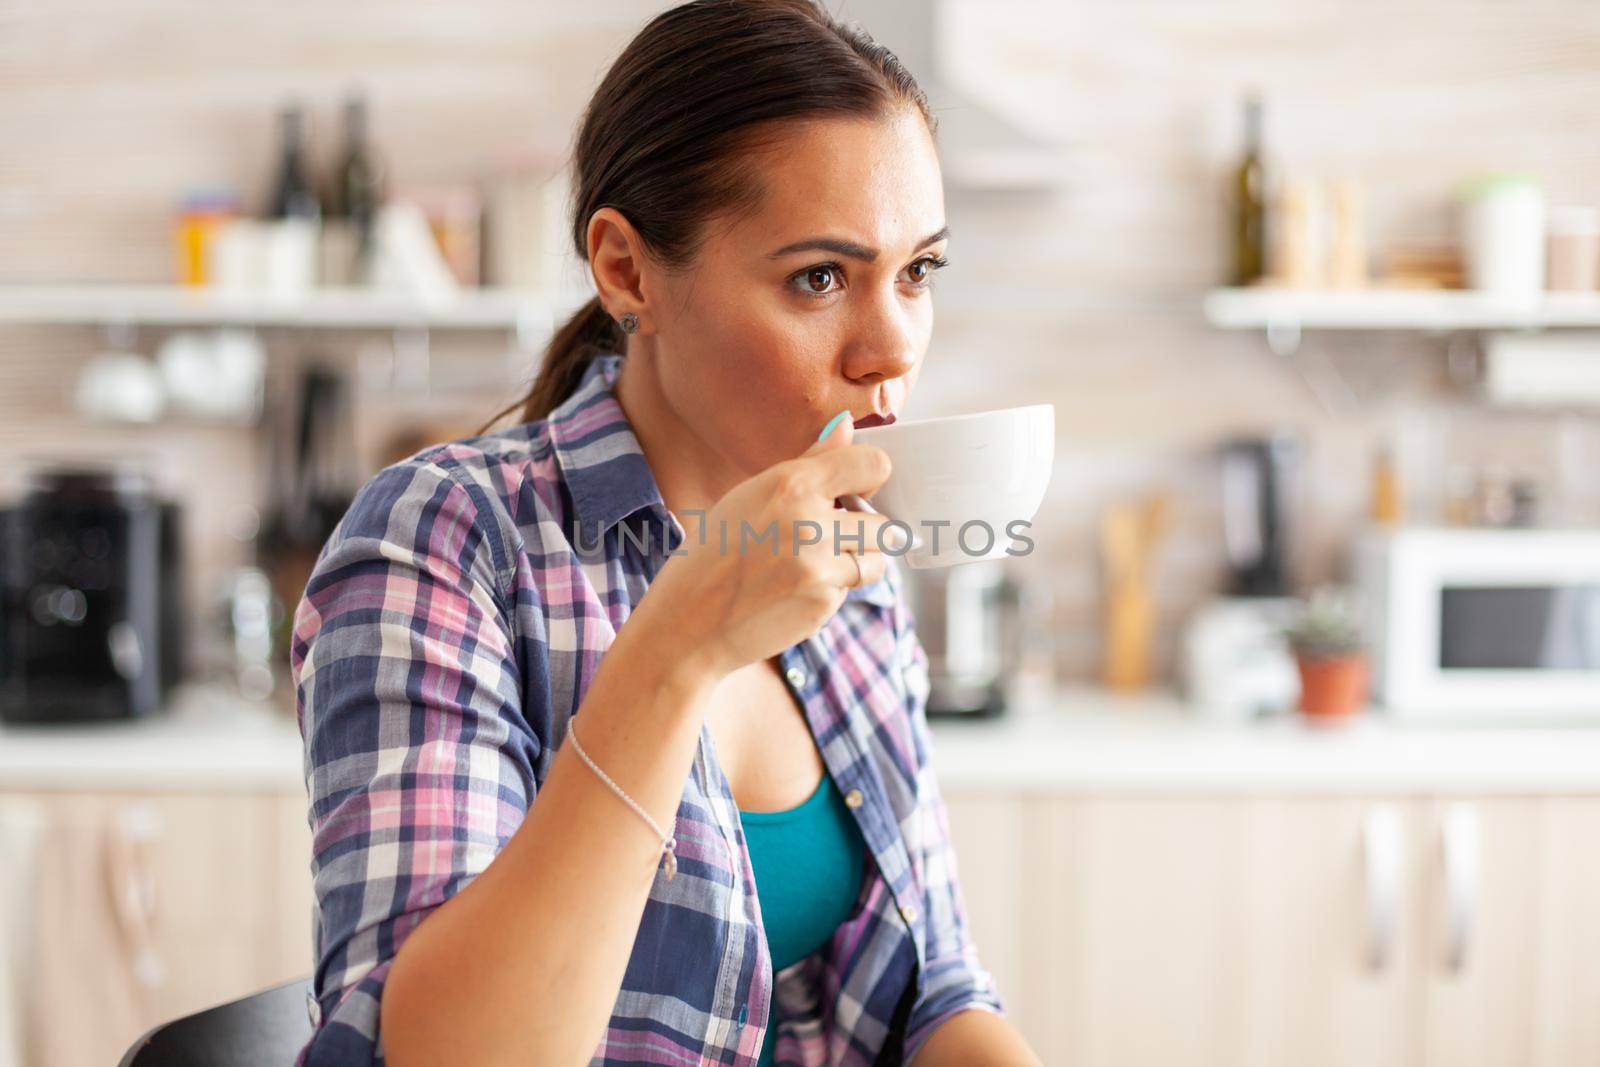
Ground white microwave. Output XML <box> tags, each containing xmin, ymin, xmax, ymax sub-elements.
<box><xmin>1355</xmin><ymin>526</ymin><xmax>1600</xmax><ymax>723</ymax></box>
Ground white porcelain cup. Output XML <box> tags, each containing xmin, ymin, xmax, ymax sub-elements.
<box><xmin>852</xmin><ymin>403</ymin><xmax>1054</xmax><ymax>569</ymax></box>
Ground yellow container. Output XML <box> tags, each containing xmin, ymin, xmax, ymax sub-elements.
<box><xmin>175</xmin><ymin>189</ymin><xmax>240</xmax><ymax>286</ymax></box>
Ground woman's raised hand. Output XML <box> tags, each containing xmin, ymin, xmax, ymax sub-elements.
<box><xmin>640</xmin><ymin>411</ymin><xmax>908</xmax><ymax>679</ymax></box>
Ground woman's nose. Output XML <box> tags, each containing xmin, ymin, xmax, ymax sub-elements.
<box><xmin>842</xmin><ymin>287</ymin><xmax>920</xmax><ymax>384</ymax></box>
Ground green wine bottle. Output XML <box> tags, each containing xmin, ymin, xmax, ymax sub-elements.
<box><xmin>1231</xmin><ymin>93</ymin><xmax>1266</xmax><ymax>286</ymax></box>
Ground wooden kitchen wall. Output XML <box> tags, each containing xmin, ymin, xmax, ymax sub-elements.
<box><xmin>3</xmin><ymin>0</ymin><xmax>1599</xmax><ymax>683</ymax></box>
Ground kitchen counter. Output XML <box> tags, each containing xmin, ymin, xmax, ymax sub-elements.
<box><xmin>6</xmin><ymin>679</ymin><xmax>1600</xmax><ymax>794</ymax></box>
<box><xmin>0</xmin><ymin>686</ymin><xmax>304</xmax><ymax>791</ymax></box>
<box><xmin>930</xmin><ymin>677</ymin><xmax>1600</xmax><ymax>794</ymax></box>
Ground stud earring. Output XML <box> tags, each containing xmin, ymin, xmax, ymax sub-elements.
<box><xmin>619</xmin><ymin>312</ymin><xmax>640</xmax><ymax>335</ymax></box>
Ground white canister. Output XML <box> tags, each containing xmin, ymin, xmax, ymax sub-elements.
<box><xmin>1462</xmin><ymin>173</ymin><xmax>1546</xmax><ymax>296</ymax></box>
<box><xmin>207</xmin><ymin>219</ymin><xmax>269</xmax><ymax>292</ymax></box>
<box><xmin>264</xmin><ymin>218</ymin><xmax>320</xmax><ymax>296</ymax></box>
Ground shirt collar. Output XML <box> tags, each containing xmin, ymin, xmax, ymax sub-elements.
<box><xmin>547</xmin><ymin>352</ymin><xmax>895</xmax><ymax>609</ymax></box>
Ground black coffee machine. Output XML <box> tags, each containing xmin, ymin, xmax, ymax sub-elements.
<box><xmin>0</xmin><ymin>465</ymin><xmax>185</xmax><ymax>723</ymax></box>
<box><xmin>1220</xmin><ymin>432</ymin><xmax>1301</xmax><ymax>597</ymax></box>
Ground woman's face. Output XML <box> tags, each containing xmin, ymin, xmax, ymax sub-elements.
<box><xmin>638</xmin><ymin>106</ymin><xmax>947</xmax><ymax>479</ymax></box>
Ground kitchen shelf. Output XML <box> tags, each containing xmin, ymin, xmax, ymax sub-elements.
<box><xmin>0</xmin><ymin>284</ymin><xmax>592</xmax><ymax>331</ymax></box>
<box><xmin>1204</xmin><ymin>286</ymin><xmax>1600</xmax><ymax>334</ymax></box>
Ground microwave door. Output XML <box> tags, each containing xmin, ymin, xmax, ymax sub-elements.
<box><xmin>1440</xmin><ymin>584</ymin><xmax>1600</xmax><ymax>670</ymax></box>
<box><xmin>1542</xmin><ymin>586</ymin><xmax>1600</xmax><ymax>669</ymax></box>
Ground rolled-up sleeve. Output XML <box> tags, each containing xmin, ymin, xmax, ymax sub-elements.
<box><xmin>894</xmin><ymin>587</ymin><xmax>1007</xmax><ymax>1063</ymax></box>
<box><xmin>290</xmin><ymin>458</ymin><xmax>541</xmax><ymax>1066</ymax></box>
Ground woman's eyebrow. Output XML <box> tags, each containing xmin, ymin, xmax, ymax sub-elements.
<box><xmin>767</xmin><ymin>226</ymin><xmax>950</xmax><ymax>262</ymax></box>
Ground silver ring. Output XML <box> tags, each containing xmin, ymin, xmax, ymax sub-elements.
<box><xmin>849</xmin><ymin>551</ymin><xmax>863</xmax><ymax>588</ymax></box>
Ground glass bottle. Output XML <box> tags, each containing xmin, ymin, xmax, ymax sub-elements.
<box><xmin>1231</xmin><ymin>93</ymin><xmax>1267</xmax><ymax>286</ymax></box>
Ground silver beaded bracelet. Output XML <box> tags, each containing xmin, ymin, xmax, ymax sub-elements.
<box><xmin>565</xmin><ymin>716</ymin><xmax>679</xmax><ymax>882</ymax></box>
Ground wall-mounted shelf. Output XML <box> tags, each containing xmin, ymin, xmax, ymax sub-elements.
<box><xmin>0</xmin><ymin>284</ymin><xmax>592</xmax><ymax>332</ymax></box>
<box><xmin>1204</xmin><ymin>286</ymin><xmax>1600</xmax><ymax>345</ymax></box>
<box><xmin>1203</xmin><ymin>286</ymin><xmax>1600</xmax><ymax>418</ymax></box>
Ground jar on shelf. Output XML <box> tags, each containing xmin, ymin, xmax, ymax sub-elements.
<box><xmin>1461</xmin><ymin>172</ymin><xmax>1546</xmax><ymax>297</ymax></box>
<box><xmin>1547</xmin><ymin>205</ymin><xmax>1600</xmax><ymax>292</ymax></box>
<box><xmin>174</xmin><ymin>186</ymin><xmax>240</xmax><ymax>287</ymax></box>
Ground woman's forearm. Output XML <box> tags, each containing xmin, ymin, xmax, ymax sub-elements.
<box><xmin>380</xmin><ymin>593</ymin><xmax>728</xmax><ymax>1066</ymax></box>
<box><xmin>912</xmin><ymin>1009</ymin><xmax>1042</xmax><ymax>1066</ymax></box>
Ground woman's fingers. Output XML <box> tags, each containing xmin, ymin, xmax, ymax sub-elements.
<box><xmin>793</xmin><ymin>416</ymin><xmax>893</xmax><ymax>506</ymax></box>
<box><xmin>811</xmin><ymin>443</ymin><xmax>893</xmax><ymax>504</ymax></box>
<box><xmin>818</xmin><ymin>511</ymin><xmax>913</xmax><ymax>556</ymax></box>
<box><xmin>837</xmin><ymin>544</ymin><xmax>890</xmax><ymax>590</ymax></box>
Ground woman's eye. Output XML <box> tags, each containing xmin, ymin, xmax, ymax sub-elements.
<box><xmin>903</xmin><ymin>255</ymin><xmax>949</xmax><ymax>288</ymax></box>
<box><xmin>788</xmin><ymin>262</ymin><xmax>845</xmax><ymax>298</ymax></box>
<box><xmin>803</xmin><ymin>266</ymin><xmax>838</xmax><ymax>293</ymax></box>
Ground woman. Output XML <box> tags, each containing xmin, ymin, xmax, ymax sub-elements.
<box><xmin>292</xmin><ymin>1</ymin><xmax>1040</xmax><ymax>1064</ymax></box>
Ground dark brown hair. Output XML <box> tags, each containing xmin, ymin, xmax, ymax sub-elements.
<box><xmin>488</xmin><ymin>0</ymin><xmax>935</xmax><ymax>428</ymax></box>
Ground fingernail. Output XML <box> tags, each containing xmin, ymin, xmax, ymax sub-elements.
<box><xmin>817</xmin><ymin>409</ymin><xmax>850</xmax><ymax>442</ymax></box>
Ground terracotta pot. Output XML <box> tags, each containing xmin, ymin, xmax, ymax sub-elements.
<box><xmin>1294</xmin><ymin>652</ymin><xmax>1369</xmax><ymax>718</ymax></box>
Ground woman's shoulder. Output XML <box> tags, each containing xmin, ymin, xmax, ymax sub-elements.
<box><xmin>393</xmin><ymin>419</ymin><xmax>561</xmax><ymax>512</ymax></box>
<box><xmin>340</xmin><ymin>420</ymin><xmax>566</xmax><ymax>547</ymax></box>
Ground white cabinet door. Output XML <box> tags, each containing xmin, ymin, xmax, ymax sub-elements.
<box><xmin>940</xmin><ymin>793</ymin><xmax>1032</xmax><ymax>1042</ymax></box>
<box><xmin>1041</xmin><ymin>796</ymin><xmax>1257</xmax><ymax>1067</ymax></box>
<box><xmin>944</xmin><ymin>793</ymin><xmax>1421</xmax><ymax>1067</ymax></box>
<box><xmin>1044</xmin><ymin>796</ymin><xmax>1422</xmax><ymax>1067</ymax></box>
<box><xmin>1415</xmin><ymin>798</ymin><xmax>1539</xmax><ymax>1067</ymax></box>
<box><xmin>130</xmin><ymin>789</ymin><xmax>315</xmax><ymax>1018</ymax></box>
<box><xmin>0</xmin><ymin>789</ymin><xmax>314</xmax><ymax>1067</ymax></box>
<box><xmin>1228</xmin><ymin>797</ymin><xmax>1423</xmax><ymax>1067</ymax></box>
<box><xmin>1529</xmin><ymin>797</ymin><xmax>1600</xmax><ymax>1066</ymax></box>
<box><xmin>946</xmin><ymin>794</ymin><xmax>1266</xmax><ymax>1067</ymax></box>
<box><xmin>1419</xmin><ymin>797</ymin><xmax>1600</xmax><ymax>1067</ymax></box>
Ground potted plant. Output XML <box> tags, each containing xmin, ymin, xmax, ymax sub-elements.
<box><xmin>1281</xmin><ymin>584</ymin><xmax>1369</xmax><ymax>719</ymax></box>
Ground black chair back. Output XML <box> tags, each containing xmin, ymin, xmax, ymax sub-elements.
<box><xmin>118</xmin><ymin>975</ymin><xmax>314</xmax><ymax>1067</ymax></box>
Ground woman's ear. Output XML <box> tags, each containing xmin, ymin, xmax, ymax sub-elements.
<box><xmin>586</xmin><ymin>207</ymin><xmax>652</xmax><ymax>333</ymax></box>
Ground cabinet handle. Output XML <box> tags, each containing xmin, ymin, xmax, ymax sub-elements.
<box><xmin>1439</xmin><ymin>803</ymin><xmax>1480</xmax><ymax>976</ymax></box>
<box><xmin>1362</xmin><ymin>804</ymin><xmax>1403</xmax><ymax>973</ymax></box>
<box><xmin>107</xmin><ymin>805</ymin><xmax>167</xmax><ymax>990</ymax></box>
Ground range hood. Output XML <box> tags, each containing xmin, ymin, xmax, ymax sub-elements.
<box><xmin>837</xmin><ymin>0</ymin><xmax>1065</xmax><ymax>192</ymax></box>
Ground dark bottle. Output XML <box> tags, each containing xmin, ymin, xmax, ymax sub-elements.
<box><xmin>265</xmin><ymin>102</ymin><xmax>321</xmax><ymax>223</ymax></box>
<box><xmin>329</xmin><ymin>92</ymin><xmax>386</xmax><ymax>271</ymax></box>
<box><xmin>1230</xmin><ymin>93</ymin><xmax>1266</xmax><ymax>287</ymax></box>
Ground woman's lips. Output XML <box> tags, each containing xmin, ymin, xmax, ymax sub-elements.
<box><xmin>852</xmin><ymin>413</ymin><xmax>896</xmax><ymax>430</ymax></box>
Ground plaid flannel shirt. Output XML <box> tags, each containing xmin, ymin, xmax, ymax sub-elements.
<box><xmin>291</xmin><ymin>352</ymin><xmax>1004</xmax><ymax>1065</ymax></box>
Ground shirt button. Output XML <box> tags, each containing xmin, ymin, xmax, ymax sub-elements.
<box><xmin>900</xmin><ymin>903</ymin><xmax>918</xmax><ymax>925</ymax></box>
<box><xmin>785</xmin><ymin>666</ymin><xmax>807</xmax><ymax>688</ymax></box>
<box><xmin>843</xmin><ymin>788</ymin><xmax>864</xmax><ymax>809</ymax></box>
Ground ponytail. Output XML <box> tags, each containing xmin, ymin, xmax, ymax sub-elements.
<box><xmin>523</xmin><ymin>296</ymin><xmax>626</xmax><ymax>423</ymax></box>
<box><xmin>481</xmin><ymin>296</ymin><xmax>625</xmax><ymax>432</ymax></box>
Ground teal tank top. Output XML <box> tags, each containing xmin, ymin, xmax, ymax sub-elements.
<box><xmin>738</xmin><ymin>771</ymin><xmax>867</xmax><ymax>1067</ymax></box>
